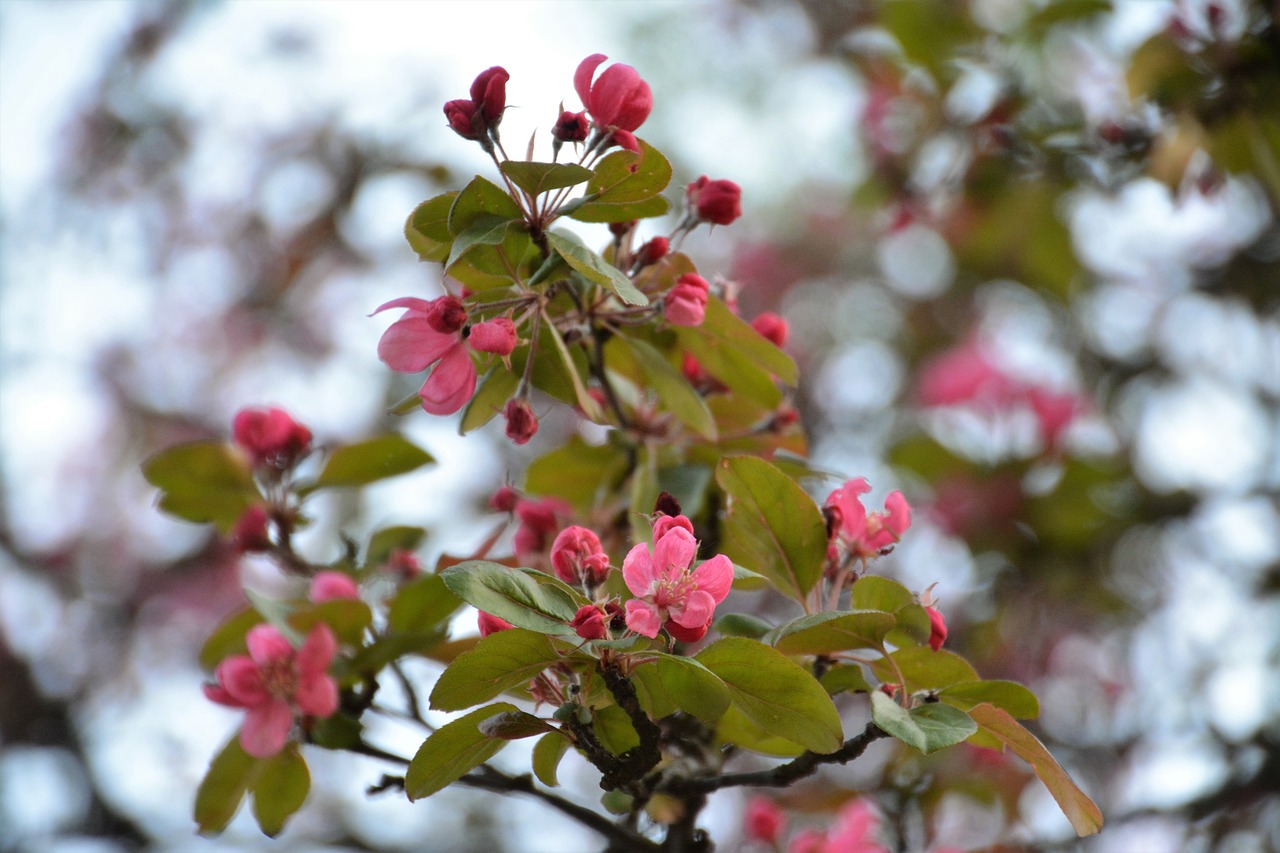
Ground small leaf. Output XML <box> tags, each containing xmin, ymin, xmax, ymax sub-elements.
<box><xmin>697</xmin><ymin>637</ymin><xmax>843</xmax><ymax>754</ymax></box>
<box><xmin>821</xmin><ymin>665</ymin><xmax>873</xmax><ymax>696</ymax></box>
<box><xmin>250</xmin><ymin>746</ymin><xmax>310</xmax><ymax>837</ymax></box>
<box><xmin>194</xmin><ymin>735</ymin><xmax>257</xmax><ymax>835</ymax></box>
<box><xmin>870</xmin><ymin>690</ymin><xmax>926</xmax><ymax>752</ymax></box>
<box><xmin>446</xmin><ymin>215</ymin><xmax>517</xmax><ymax>271</ymax></box>
<box><xmin>545</xmin><ymin>231</ymin><xmax>647</xmax><ymax>306</ymax></box>
<box><xmin>308</xmin><ymin>434</ymin><xmax>434</xmax><ymax>491</ymax></box>
<box><xmin>938</xmin><ymin>680</ymin><xmax>1040</xmax><ymax>719</ymax></box>
<box><xmin>405</xmin><ymin>703</ymin><xmax>518</xmax><ymax>800</ymax></box>
<box><xmin>870</xmin><ymin>692</ymin><xmax>976</xmax><ymax>754</ymax></box>
<box><xmin>716</xmin><ymin>456</ymin><xmax>827</xmax><ymax>603</ymax></box>
<box><xmin>448</xmin><ymin>175</ymin><xmax>522</xmax><ymax>236</ymax></box>
<box><xmin>500</xmin><ymin>161</ymin><xmax>593</xmax><ymax>197</ymax></box>
<box><xmin>967</xmin><ymin>704</ymin><xmax>1104</xmax><ymax>837</ymax></box>
<box><xmin>405</xmin><ymin>192</ymin><xmax>457</xmax><ymax>262</ymax></box>
<box><xmin>870</xmin><ymin>647</ymin><xmax>979</xmax><ymax>694</ymax></box>
<box><xmin>532</xmin><ymin>731</ymin><xmax>572</xmax><ymax>787</ymax></box>
<box><xmin>631</xmin><ymin>653</ymin><xmax>732</xmax><ymax>722</ymax></box>
<box><xmin>429</xmin><ymin>628</ymin><xmax>563</xmax><ymax>711</ymax></box>
<box><xmin>478</xmin><ymin>710</ymin><xmax>557</xmax><ymax>740</ymax></box>
<box><xmin>142</xmin><ymin>441</ymin><xmax>260</xmax><ymax>532</ymax></box>
<box><xmin>766</xmin><ymin>610</ymin><xmax>896</xmax><ymax>655</ymax></box>
<box><xmin>440</xmin><ymin>561</ymin><xmax>583</xmax><ymax>634</ymax></box>
<box><xmin>388</xmin><ymin>573</ymin><xmax>463</xmax><ymax>635</ymax></box>
<box><xmin>623</xmin><ymin>336</ymin><xmax>716</xmax><ymax>440</ymax></box>
<box><xmin>199</xmin><ymin>607</ymin><xmax>264</xmax><ymax>671</ymax></box>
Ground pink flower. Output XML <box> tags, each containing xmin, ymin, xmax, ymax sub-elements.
<box><xmin>443</xmin><ymin>66</ymin><xmax>509</xmax><ymax>142</ymax></box>
<box><xmin>374</xmin><ymin>296</ymin><xmax>477</xmax><ymax>416</ymax></box>
<box><xmin>622</xmin><ymin>518</ymin><xmax>733</xmax><ymax>638</ymax></box>
<box><xmin>570</xmin><ymin>605</ymin><xmax>609</xmax><ymax>640</ymax></box>
<box><xmin>550</xmin><ymin>526</ymin><xmax>611</xmax><ymax>587</ymax></box>
<box><xmin>503</xmin><ymin>398</ymin><xmax>539</xmax><ymax>445</ymax></box>
<box><xmin>231</xmin><ymin>506</ymin><xmax>272</xmax><ymax>553</ymax></box>
<box><xmin>665</xmin><ymin>273</ymin><xmax>710</xmax><ymax>327</ymax></box>
<box><xmin>575</xmin><ymin>54</ymin><xmax>653</xmax><ymax>134</ymax></box>
<box><xmin>787</xmin><ymin>799</ymin><xmax>887</xmax><ymax>853</ymax></box>
<box><xmin>233</xmin><ymin>407</ymin><xmax>312</xmax><ymax>469</ymax></box>
<box><xmin>203</xmin><ymin>624</ymin><xmax>339</xmax><ymax>759</ymax></box>
<box><xmin>750</xmin><ymin>312</ymin><xmax>789</xmax><ymax>347</ymax></box>
<box><xmin>477</xmin><ymin>611</ymin><xmax>514</xmax><ymax>637</ymax></box>
<box><xmin>744</xmin><ymin>796</ymin><xmax>787</xmax><ymax>844</ymax></box>
<box><xmin>916</xmin><ymin>340</ymin><xmax>1015</xmax><ymax>408</ymax></box>
<box><xmin>824</xmin><ymin>478</ymin><xmax>911</xmax><ymax>560</ymax></box>
<box><xmin>686</xmin><ymin>176</ymin><xmax>742</xmax><ymax>226</ymax></box>
<box><xmin>309</xmin><ymin>571</ymin><xmax>360</xmax><ymax>603</ymax></box>
<box><xmin>553</xmin><ymin>110</ymin><xmax>590</xmax><ymax>143</ymax></box>
<box><xmin>468</xmin><ymin>317</ymin><xmax>518</xmax><ymax>356</ymax></box>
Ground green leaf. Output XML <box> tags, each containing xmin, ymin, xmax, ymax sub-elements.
<box><xmin>766</xmin><ymin>610</ymin><xmax>896</xmax><ymax>655</ymax></box>
<box><xmin>289</xmin><ymin>598</ymin><xmax>373</xmax><ymax>648</ymax></box>
<box><xmin>870</xmin><ymin>692</ymin><xmax>976</xmax><ymax>754</ymax></box>
<box><xmin>446</xmin><ymin>215</ymin><xmax>517</xmax><ymax>271</ymax></box>
<box><xmin>142</xmin><ymin>441</ymin><xmax>260</xmax><ymax>532</ymax></box>
<box><xmin>309</xmin><ymin>712</ymin><xmax>363</xmax><ymax>750</ymax></box>
<box><xmin>250</xmin><ymin>746</ymin><xmax>310</xmax><ymax>837</ymax></box>
<box><xmin>967</xmin><ymin>704</ymin><xmax>1104</xmax><ymax>837</ymax></box>
<box><xmin>199</xmin><ymin>607</ymin><xmax>264</xmax><ymax>671</ymax></box>
<box><xmin>477</xmin><ymin>710</ymin><xmax>557</xmax><ymax>740</ymax></box>
<box><xmin>440</xmin><ymin>561</ymin><xmax>582</xmax><ymax>634</ymax></box>
<box><xmin>388</xmin><ymin>573</ymin><xmax>463</xmax><ymax>635</ymax></box>
<box><xmin>532</xmin><ymin>731</ymin><xmax>572</xmax><ymax>787</ymax></box>
<box><xmin>592</xmin><ymin>703</ymin><xmax>640</xmax><ymax>756</ymax></box>
<box><xmin>939</xmin><ymin>680</ymin><xmax>1040</xmax><ymax>719</ymax></box>
<box><xmin>460</xmin><ymin>366</ymin><xmax>521</xmax><ymax>434</ymax></box>
<box><xmin>697</xmin><ymin>637</ymin><xmax>843</xmax><ymax>754</ymax></box>
<box><xmin>525</xmin><ymin>437</ymin><xmax>630</xmax><ymax>511</ymax></box>
<box><xmin>429</xmin><ymin>628</ymin><xmax>563</xmax><ymax>711</ymax></box>
<box><xmin>538</xmin><ymin>305</ymin><xmax>606</xmax><ymax>421</ymax></box>
<box><xmin>716</xmin><ymin>456</ymin><xmax>827</xmax><ymax>603</ymax></box>
<box><xmin>623</xmin><ymin>336</ymin><xmax>716</xmax><ymax>440</ymax></box>
<box><xmin>405</xmin><ymin>703</ymin><xmax>518</xmax><ymax>800</ymax></box>
<box><xmin>500</xmin><ymin>161</ymin><xmax>593</xmax><ymax>197</ymax></box>
<box><xmin>194</xmin><ymin>735</ymin><xmax>257</xmax><ymax>835</ymax></box>
<box><xmin>713</xmin><ymin>703</ymin><xmax>805</xmax><ymax>757</ymax></box>
<box><xmin>405</xmin><ymin>192</ymin><xmax>457</xmax><ymax>262</ymax></box>
<box><xmin>631</xmin><ymin>653</ymin><xmax>732</xmax><ymax>722</ymax></box>
<box><xmin>582</xmin><ymin>140</ymin><xmax>673</xmax><ymax>204</ymax></box>
<box><xmin>821</xmin><ymin>664</ymin><xmax>873</xmax><ymax>696</ymax></box>
<box><xmin>676</xmin><ymin>297</ymin><xmax>798</xmax><ymax>405</ymax></box>
<box><xmin>363</xmin><ymin>525</ymin><xmax>426</xmax><ymax>570</ymax></box>
<box><xmin>563</xmin><ymin>194</ymin><xmax>669</xmax><ymax>224</ymax></box>
<box><xmin>545</xmin><ymin>231</ymin><xmax>647</xmax><ymax>306</ymax></box>
<box><xmin>448</xmin><ymin>175</ymin><xmax>522</xmax><ymax>236</ymax></box>
<box><xmin>848</xmin><ymin>576</ymin><xmax>915</xmax><ymax>612</ymax></box>
<box><xmin>870</xmin><ymin>647</ymin><xmax>979</xmax><ymax>694</ymax></box>
<box><xmin>712</xmin><ymin>613</ymin><xmax>774</xmax><ymax>639</ymax></box>
<box><xmin>308</xmin><ymin>434</ymin><xmax>434</xmax><ymax>491</ymax></box>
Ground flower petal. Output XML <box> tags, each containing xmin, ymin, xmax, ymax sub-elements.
<box><xmin>240</xmin><ymin>700</ymin><xmax>293</xmax><ymax>759</ymax></box>
<box><xmin>691</xmin><ymin>554</ymin><xmax>733</xmax><ymax>604</ymax></box>
<box><xmin>621</xmin><ymin>542</ymin><xmax>656</xmax><ymax>596</ymax></box>
<box><xmin>217</xmin><ymin>656</ymin><xmax>269</xmax><ymax>706</ymax></box>
<box><xmin>378</xmin><ymin>317</ymin><xmax>457</xmax><ymax>373</ymax></box>
<box><xmin>245</xmin><ymin>624</ymin><xmax>292</xmax><ymax>666</ymax></box>
<box><xmin>419</xmin><ymin>342</ymin><xmax>477</xmax><ymax>415</ymax></box>
<box><xmin>671</xmin><ymin>588</ymin><xmax>716</xmax><ymax>629</ymax></box>
<box><xmin>652</xmin><ymin>526</ymin><xmax>697</xmax><ymax>582</ymax></box>
<box><xmin>591</xmin><ymin>64</ymin><xmax>651</xmax><ymax>131</ymax></box>
<box><xmin>624</xmin><ymin>598</ymin><xmax>662</xmax><ymax>638</ymax></box>
<box><xmin>371</xmin><ymin>296</ymin><xmax>434</xmax><ymax>316</ymax></box>
<box><xmin>883</xmin><ymin>490</ymin><xmax>911</xmax><ymax>537</ymax></box>
<box><xmin>574</xmin><ymin>54</ymin><xmax>607</xmax><ymax>111</ymax></box>
<box><xmin>294</xmin><ymin>672</ymin><xmax>339</xmax><ymax>718</ymax></box>
<box><xmin>297</xmin><ymin>624</ymin><xmax>337</xmax><ymax>677</ymax></box>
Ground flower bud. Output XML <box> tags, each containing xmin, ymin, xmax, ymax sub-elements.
<box><xmin>552</xmin><ymin>110</ymin><xmax>589</xmax><ymax>143</ymax></box>
<box><xmin>310</xmin><ymin>571</ymin><xmax>360</xmax><ymax>603</ymax></box>
<box><xmin>469</xmin><ymin>67</ymin><xmax>509</xmax><ymax>125</ymax></box>
<box><xmin>634</xmin><ymin>236</ymin><xmax>669</xmax><ymax>268</ymax></box>
<box><xmin>504</xmin><ymin>398</ymin><xmax>539</xmax><ymax>445</ymax></box>
<box><xmin>664</xmin><ymin>616</ymin><xmax>710</xmax><ymax>644</ymax></box>
<box><xmin>231</xmin><ymin>506</ymin><xmax>272</xmax><ymax>553</ymax></box>
<box><xmin>652</xmin><ymin>513</ymin><xmax>694</xmax><ymax>541</ymax></box>
<box><xmin>444</xmin><ymin>99</ymin><xmax>485</xmax><ymax>140</ymax></box>
<box><xmin>490</xmin><ymin>485</ymin><xmax>520</xmax><ymax>513</ymax></box>
<box><xmin>653</xmin><ymin>491</ymin><xmax>682</xmax><ymax>518</ymax></box>
<box><xmin>232</xmin><ymin>407</ymin><xmax>312</xmax><ymax>470</ymax></box>
<box><xmin>468</xmin><ymin>317</ymin><xmax>518</xmax><ymax>356</ymax></box>
<box><xmin>608</xmin><ymin>220</ymin><xmax>637</xmax><ymax>238</ymax></box>
<box><xmin>744</xmin><ymin>797</ymin><xmax>787</xmax><ymax>844</ymax></box>
<box><xmin>570</xmin><ymin>605</ymin><xmax>609</xmax><ymax>640</ymax></box>
<box><xmin>383</xmin><ymin>548</ymin><xmax>422</xmax><ymax>581</ymax></box>
<box><xmin>551</xmin><ymin>526</ymin><xmax>611</xmax><ymax>587</ymax></box>
<box><xmin>750</xmin><ymin>312</ymin><xmax>789</xmax><ymax>347</ymax></box>
<box><xmin>664</xmin><ymin>273</ymin><xmax>709</xmax><ymax>327</ymax></box>
<box><xmin>686</xmin><ymin>176</ymin><xmax>742</xmax><ymax>226</ymax></box>
<box><xmin>426</xmin><ymin>295</ymin><xmax>468</xmax><ymax>334</ymax></box>
<box><xmin>927</xmin><ymin>605</ymin><xmax>948</xmax><ymax>651</ymax></box>
<box><xmin>478</xmin><ymin>611</ymin><xmax>514</xmax><ymax>637</ymax></box>
<box><xmin>575</xmin><ymin>54</ymin><xmax>652</xmax><ymax>133</ymax></box>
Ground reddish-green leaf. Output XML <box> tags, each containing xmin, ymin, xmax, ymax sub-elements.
<box><xmin>967</xmin><ymin>704</ymin><xmax>1104</xmax><ymax>837</ymax></box>
<box><xmin>500</xmin><ymin>161</ymin><xmax>592</xmax><ymax>197</ymax></box>
<box><xmin>405</xmin><ymin>703</ymin><xmax>518</xmax><ymax>800</ymax></box>
<box><xmin>429</xmin><ymin>628</ymin><xmax>563</xmax><ymax>711</ymax></box>
<box><xmin>250</xmin><ymin>746</ymin><xmax>310</xmax><ymax>837</ymax></box>
<box><xmin>574</xmin><ymin>140</ymin><xmax>672</xmax><ymax>207</ymax></box>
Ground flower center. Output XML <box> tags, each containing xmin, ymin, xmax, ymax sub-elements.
<box><xmin>260</xmin><ymin>659</ymin><xmax>297</xmax><ymax>700</ymax></box>
<box><xmin>652</xmin><ymin>573</ymin><xmax>695</xmax><ymax>610</ymax></box>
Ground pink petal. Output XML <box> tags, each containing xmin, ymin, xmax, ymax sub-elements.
<box><xmin>652</xmin><ymin>515</ymin><xmax>694</xmax><ymax>541</ymax></box>
<box><xmin>670</xmin><ymin>588</ymin><xmax>716</xmax><ymax>629</ymax></box>
<box><xmin>371</xmin><ymin>296</ymin><xmax>434</xmax><ymax>316</ymax></box>
<box><xmin>294</xmin><ymin>672</ymin><xmax>339</xmax><ymax>718</ymax></box>
<box><xmin>240</xmin><ymin>699</ymin><xmax>294</xmax><ymax>759</ymax></box>
<box><xmin>624</xmin><ymin>598</ymin><xmax>662</xmax><ymax>638</ymax></box>
<box><xmin>203</xmin><ymin>682</ymin><xmax>243</xmax><ymax>708</ymax></box>
<box><xmin>652</xmin><ymin>527</ymin><xmax>697</xmax><ymax>582</ymax></box>
<box><xmin>591</xmin><ymin>64</ymin><xmax>651</xmax><ymax>131</ymax></box>
<box><xmin>883</xmin><ymin>491</ymin><xmax>911</xmax><ymax>537</ymax></box>
<box><xmin>691</xmin><ymin>554</ymin><xmax>734</xmax><ymax>604</ymax></box>
<box><xmin>245</xmin><ymin>624</ymin><xmax>293</xmax><ymax>666</ymax></box>
<box><xmin>574</xmin><ymin>54</ymin><xmax>607</xmax><ymax>110</ymax></box>
<box><xmin>378</xmin><ymin>317</ymin><xmax>457</xmax><ymax>373</ymax></box>
<box><xmin>419</xmin><ymin>342</ymin><xmax>477</xmax><ymax>415</ymax></box>
<box><xmin>217</xmin><ymin>656</ymin><xmax>269</xmax><ymax>706</ymax></box>
<box><xmin>621</xmin><ymin>542</ymin><xmax>656</xmax><ymax>596</ymax></box>
<box><xmin>296</xmin><ymin>624</ymin><xmax>337</xmax><ymax>677</ymax></box>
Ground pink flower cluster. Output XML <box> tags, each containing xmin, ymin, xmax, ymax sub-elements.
<box><xmin>623</xmin><ymin>515</ymin><xmax>733</xmax><ymax>641</ymax></box>
<box><xmin>824</xmin><ymin>478</ymin><xmax>912</xmax><ymax>561</ymax></box>
<box><xmin>204</xmin><ymin>624</ymin><xmax>339</xmax><ymax>758</ymax></box>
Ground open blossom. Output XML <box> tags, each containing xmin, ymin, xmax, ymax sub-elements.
<box><xmin>203</xmin><ymin>624</ymin><xmax>339</xmax><ymax>758</ymax></box>
<box><xmin>665</xmin><ymin>273</ymin><xmax>710</xmax><ymax>327</ymax></box>
<box><xmin>825</xmin><ymin>478</ymin><xmax>911</xmax><ymax>560</ymax></box>
<box><xmin>623</xmin><ymin>516</ymin><xmax>733</xmax><ymax>638</ymax></box>
<box><xmin>233</xmin><ymin>407</ymin><xmax>312</xmax><ymax>469</ymax></box>
<box><xmin>686</xmin><ymin>176</ymin><xmax>743</xmax><ymax>226</ymax></box>
<box><xmin>575</xmin><ymin>53</ymin><xmax>652</xmax><ymax>134</ymax></box>
<box><xmin>309</xmin><ymin>571</ymin><xmax>359</xmax><ymax>603</ymax></box>
<box><xmin>443</xmin><ymin>66</ymin><xmax>509</xmax><ymax>142</ymax></box>
<box><xmin>374</xmin><ymin>296</ymin><xmax>476</xmax><ymax>415</ymax></box>
<box><xmin>551</xmin><ymin>526</ymin><xmax>611</xmax><ymax>586</ymax></box>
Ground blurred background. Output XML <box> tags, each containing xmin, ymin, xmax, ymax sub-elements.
<box><xmin>1</xmin><ymin>1</ymin><xmax>1277</xmax><ymax>851</ymax></box>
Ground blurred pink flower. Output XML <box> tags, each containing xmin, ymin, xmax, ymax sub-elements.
<box><xmin>623</xmin><ymin>519</ymin><xmax>732</xmax><ymax>638</ymax></box>
<box><xmin>825</xmin><ymin>478</ymin><xmax>911</xmax><ymax>560</ymax></box>
<box><xmin>233</xmin><ymin>407</ymin><xmax>312</xmax><ymax>469</ymax></box>
<box><xmin>686</xmin><ymin>176</ymin><xmax>743</xmax><ymax>226</ymax></box>
<box><xmin>309</xmin><ymin>571</ymin><xmax>359</xmax><ymax>603</ymax></box>
<box><xmin>744</xmin><ymin>796</ymin><xmax>787</xmax><ymax>844</ymax></box>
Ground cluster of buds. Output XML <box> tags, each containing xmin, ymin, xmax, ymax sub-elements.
<box><xmin>443</xmin><ymin>66</ymin><xmax>509</xmax><ymax>152</ymax></box>
<box><xmin>229</xmin><ymin>406</ymin><xmax>314</xmax><ymax>554</ymax></box>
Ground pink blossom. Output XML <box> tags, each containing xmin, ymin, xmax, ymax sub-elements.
<box><xmin>686</xmin><ymin>176</ymin><xmax>742</xmax><ymax>226</ymax></box>
<box><xmin>575</xmin><ymin>54</ymin><xmax>652</xmax><ymax>134</ymax></box>
<box><xmin>824</xmin><ymin>478</ymin><xmax>911</xmax><ymax>560</ymax></box>
<box><xmin>233</xmin><ymin>407</ymin><xmax>312</xmax><ymax>469</ymax></box>
<box><xmin>309</xmin><ymin>571</ymin><xmax>360</xmax><ymax>603</ymax></box>
<box><xmin>634</xmin><ymin>236</ymin><xmax>669</xmax><ymax>268</ymax></box>
<box><xmin>550</xmin><ymin>526</ymin><xmax>611</xmax><ymax>587</ymax></box>
<box><xmin>468</xmin><ymin>317</ymin><xmax>518</xmax><ymax>356</ymax></box>
<box><xmin>622</xmin><ymin>519</ymin><xmax>733</xmax><ymax>638</ymax></box>
<box><xmin>203</xmin><ymin>623</ymin><xmax>339</xmax><ymax>758</ymax></box>
<box><xmin>383</xmin><ymin>548</ymin><xmax>422</xmax><ymax>581</ymax></box>
<box><xmin>477</xmin><ymin>611</ymin><xmax>514</xmax><ymax>637</ymax></box>
<box><xmin>751</xmin><ymin>312</ymin><xmax>790</xmax><ymax>347</ymax></box>
<box><xmin>490</xmin><ymin>485</ymin><xmax>520</xmax><ymax>513</ymax></box>
<box><xmin>665</xmin><ymin>273</ymin><xmax>709</xmax><ymax>327</ymax></box>
<box><xmin>374</xmin><ymin>296</ymin><xmax>477</xmax><ymax>416</ymax></box>
<box><xmin>231</xmin><ymin>506</ymin><xmax>272</xmax><ymax>553</ymax></box>
<box><xmin>916</xmin><ymin>340</ymin><xmax>1016</xmax><ymax>408</ymax></box>
<box><xmin>744</xmin><ymin>796</ymin><xmax>787</xmax><ymax>844</ymax></box>
<box><xmin>504</xmin><ymin>398</ymin><xmax>539</xmax><ymax>445</ymax></box>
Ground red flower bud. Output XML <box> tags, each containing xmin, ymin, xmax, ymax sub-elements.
<box><xmin>443</xmin><ymin>99</ymin><xmax>485</xmax><ymax>140</ymax></box>
<box><xmin>634</xmin><ymin>236</ymin><xmax>669</xmax><ymax>268</ymax></box>
<box><xmin>686</xmin><ymin>176</ymin><xmax>742</xmax><ymax>226</ymax></box>
<box><xmin>468</xmin><ymin>317</ymin><xmax>518</xmax><ymax>355</ymax></box>
<box><xmin>231</xmin><ymin>506</ymin><xmax>272</xmax><ymax>553</ymax></box>
<box><xmin>232</xmin><ymin>407</ymin><xmax>312</xmax><ymax>470</ymax></box>
<box><xmin>575</xmin><ymin>54</ymin><xmax>652</xmax><ymax>133</ymax></box>
<box><xmin>927</xmin><ymin>606</ymin><xmax>948</xmax><ymax>651</ymax></box>
<box><xmin>570</xmin><ymin>605</ymin><xmax>609</xmax><ymax>640</ymax></box>
<box><xmin>750</xmin><ymin>312</ymin><xmax>789</xmax><ymax>347</ymax></box>
<box><xmin>552</xmin><ymin>110</ymin><xmax>590</xmax><ymax>143</ymax></box>
<box><xmin>469</xmin><ymin>67</ymin><xmax>509</xmax><ymax>125</ymax></box>
<box><xmin>310</xmin><ymin>571</ymin><xmax>360</xmax><ymax>603</ymax></box>
<box><xmin>383</xmin><ymin>548</ymin><xmax>422</xmax><ymax>581</ymax></box>
<box><xmin>426</xmin><ymin>296</ymin><xmax>468</xmax><ymax>334</ymax></box>
<box><xmin>744</xmin><ymin>797</ymin><xmax>787</xmax><ymax>844</ymax></box>
<box><xmin>490</xmin><ymin>486</ymin><xmax>520</xmax><ymax>513</ymax></box>
<box><xmin>504</xmin><ymin>398</ymin><xmax>539</xmax><ymax>445</ymax></box>
<box><xmin>664</xmin><ymin>616</ymin><xmax>710</xmax><ymax>644</ymax></box>
<box><xmin>478</xmin><ymin>611</ymin><xmax>514</xmax><ymax>637</ymax></box>
<box><xmin>664</xmin><ymin>273</ymin><xmax>709</xmax><ymax>327</ymax></box>
<box><xmin>608</xmin><ymin>220</ymin><xmax>637</xmax><ymax>238</ymax></box>
<box><xmin>551</xmin><ymin>526</ymin><xmax>611</xmax><ymax>587</ymax></box>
